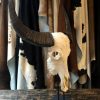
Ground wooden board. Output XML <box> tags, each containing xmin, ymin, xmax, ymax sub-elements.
<box><xmin>0</xmin><ymin>89</ymin><xmax>100</xmax><ymax>100</ymax></box>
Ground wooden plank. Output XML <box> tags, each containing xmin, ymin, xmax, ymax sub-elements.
<box><xmin>87</xmin><ymin>0</ymin><xmax>95</xmax><ymax>61</ymax></box>
<box><xmin>0</xmin><ymin>0</ymin><xmax>10</xmax><ymax>89</ymax></box>
<box><xmin>0</xmin><ymin>89</ymin><xmax>100</xmax><ymax>100</ymax></box>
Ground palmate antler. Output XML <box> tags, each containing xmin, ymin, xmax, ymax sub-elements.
<box><xmin>8</xmin><ymin>0</ymin><xmax>54</xmax><ymax>47</ymax></box>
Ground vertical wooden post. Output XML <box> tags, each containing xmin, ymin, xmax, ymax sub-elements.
<box><xmin>0</xmin><ymin>0</ymin><xmax>10</xmax><ymax>89</ymax></box>
<box><xmin>87</xmin><ymin>0</ymin><xmax>95</xmax><ymax>88</ymax></box>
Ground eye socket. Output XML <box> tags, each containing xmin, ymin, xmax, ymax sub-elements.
<box><xmin>52</xmin><ymin>51</ymin><xmax>59</xmax><ymax>57</ymax></box>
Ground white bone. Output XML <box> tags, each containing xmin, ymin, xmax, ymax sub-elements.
<box><xmin>47</xmin><ymin>32</ymin><xmax>71</xmax><ymax>92</ymax></box>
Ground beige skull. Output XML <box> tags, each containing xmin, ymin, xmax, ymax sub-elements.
<box><xmin>47</xmin><ymin>32</ymin><xmax>71</xmax><ymax>92</ymax></box>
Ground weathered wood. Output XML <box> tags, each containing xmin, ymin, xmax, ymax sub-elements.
<box><xmin>0</xmin><ymin>0</ymin><xmax>10</xmax><ymax>89</ymax></box>
<box><xmin>87</xmin><ymin>0</ymin><xmax>95</xmax><ymax>61</ymax></box>
<box><xmin>0</xmin><ymin>89</ymin><xmax>100</xmax><ymax>100</ymax></box>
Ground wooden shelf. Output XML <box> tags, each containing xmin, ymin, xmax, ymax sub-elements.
<box><xmin>0</xmin><ymin>89</ymin><xmax>100</xmax><ymax>100</ymax></box>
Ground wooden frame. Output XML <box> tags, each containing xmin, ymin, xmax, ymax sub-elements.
<box><xmin>0</xmin><ymin>89</ymin><xmax>100</xmax><ymax>99</ymax></box>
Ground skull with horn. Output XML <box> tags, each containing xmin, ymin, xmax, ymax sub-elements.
<box><xmin>8</xmin><ymin>0</ymin><xmax>71</xmax><ymax>92</ymax></box>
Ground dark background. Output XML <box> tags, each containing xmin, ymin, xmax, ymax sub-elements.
<box><xmin>91</xmin><ymin>0</ymin><xmax>100</xmax><ymax>88</ymax></box>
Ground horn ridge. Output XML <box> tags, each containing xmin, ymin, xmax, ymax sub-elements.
<box><xmin>8</xmin><ymin>0</ymin><xmax>54</xmax><ymax>47</ymax></box>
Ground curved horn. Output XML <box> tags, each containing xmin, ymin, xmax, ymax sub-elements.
<box><xmin>8</xmin><ymin>0</ymin><xmax>54</xmax><ymax>47</ymax></box>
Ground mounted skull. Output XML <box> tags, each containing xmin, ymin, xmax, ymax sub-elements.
<box><xmin>47</xmin><ymin>32</ymin><xmax>71</xmax><ymax>92</ymax></box>
<box><xmin>9</xmin><ymin>0</ymin><xmax>71</xmax><ymax>92</ymax></box>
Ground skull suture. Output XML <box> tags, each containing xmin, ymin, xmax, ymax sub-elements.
<box><xmin>47</xmin><ymin>32</ymin><xmax>71</xmax><ymax>92</ymax></box>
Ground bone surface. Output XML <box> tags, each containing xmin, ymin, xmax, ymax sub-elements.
<box><xmin>47</xmin><ymin>32</ymin><xmax>71</xmax><ymax>92</ymax></box>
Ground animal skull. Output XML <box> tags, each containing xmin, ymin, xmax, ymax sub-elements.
<box><xmin>47</xmin><ymin>32</ymin><xmax>71</xmax><ymax>92</ymax></box>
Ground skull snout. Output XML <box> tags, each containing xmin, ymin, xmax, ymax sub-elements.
<box><xmin>60</xmin><ymin>75</ymin><xmax>71</xmax><ymax>92</ymax></box>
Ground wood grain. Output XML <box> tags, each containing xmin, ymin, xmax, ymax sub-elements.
<box><xmin>0</xmin><ymin>89</ymin><xmax>100</xmax><ymax>100</ymax></box>
<box><xmin>0</xmin><ymin>0</ymin><xmax>10</xmax><ymax>89</ymax></box>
